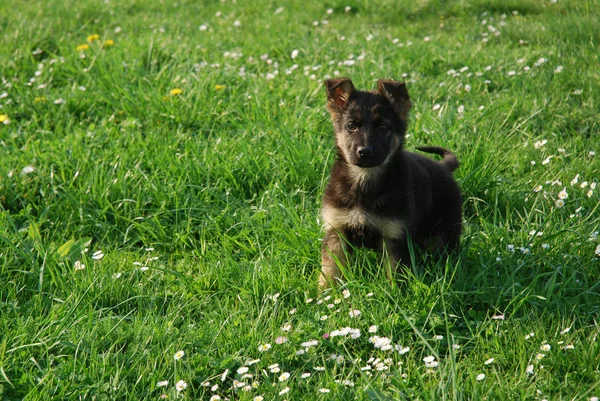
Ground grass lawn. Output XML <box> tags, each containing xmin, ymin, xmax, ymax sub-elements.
<box><xmin>1</xmin><ymin>0</ymin><xmax>599</xmax><ymax>399</ymax></box>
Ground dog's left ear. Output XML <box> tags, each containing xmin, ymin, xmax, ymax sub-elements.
<box><xmin>377</xmin><ymin>80</ymin><xmax>412</xmax><ymax>120</ymax></box>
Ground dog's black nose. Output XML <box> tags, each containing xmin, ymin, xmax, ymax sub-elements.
<box><xmin>357</xmin><ymin>146</ymin><xmax>373</xmax><ymax>159</ymax></box>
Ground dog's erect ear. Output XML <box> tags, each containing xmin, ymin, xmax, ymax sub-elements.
<box><xmin>325</xmin><ymin>78</ymin><xmax>356</xmax><ymax>109</ymax></box>
<box><xmin>377</xmin><ymin>80</ymin><xmax>412</xmax><ymax>120</ymax></box>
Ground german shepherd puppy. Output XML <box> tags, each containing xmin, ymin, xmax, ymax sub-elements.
<box><xmin>319</xmin><ymin>78</ymin><xmax>462</xmax><ymax>289</ymax></box>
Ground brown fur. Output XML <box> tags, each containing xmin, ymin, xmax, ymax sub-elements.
<box><xmin>319</xmin><ymin>78</ymin><xmax>462</xmax><ymax>289</ymax></box>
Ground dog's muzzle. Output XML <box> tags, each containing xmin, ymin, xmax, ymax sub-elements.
<box><xmin>355</xmin><ymin>146</ymin><xmax>379</xmax><ymax>167</ymax></box>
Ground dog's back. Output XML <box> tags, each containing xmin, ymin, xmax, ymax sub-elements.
<box><xmin>402</xmin><ymin>150</ymin><xmax>462</xmax><ymax>250</ymax></box>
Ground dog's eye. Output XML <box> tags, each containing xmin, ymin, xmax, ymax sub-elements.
<box><xmin>346</xmin><ymin>123</ymin><xmax>358</xmax><ymax>132</ymax></box>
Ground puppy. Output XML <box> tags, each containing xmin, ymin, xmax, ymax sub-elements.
<box><xmin>319</xmin><ymin>78</ymin><xmax>462</xmax><ymax>289</ymax></box>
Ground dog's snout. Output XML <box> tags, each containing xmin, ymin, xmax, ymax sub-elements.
<box><xmin>357</xmin><ymin>146</ymin><xmax>373</xmax><ymax>159</ymax></box>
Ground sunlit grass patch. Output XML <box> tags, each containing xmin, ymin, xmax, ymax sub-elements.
<box><xmin>0</xmin><ymin>0</ymin><xmax>599</xmax><ymax>399</ymax></box>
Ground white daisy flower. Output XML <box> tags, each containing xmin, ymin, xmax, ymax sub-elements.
<box><xmin>526</xmin><ymin>364</ymin><xmax>534</xmax><ymax>375</ymax></box>
<box><xmin>91</xmin><ymin>250</ymin><xmax>104</xmax><ymax>260</ymax></box>
<box><xmin>258</xmin><ymin>343</ymin><xmax>271</xmax><ymax>352</ymax></box>
<box><xmin>349</xmin><ymin>309</ymin><xmax>361</xmax><ymax>318</ymax></box>
<box><xmin>301</xmin><ymin>340</ymin><xmax>319</xmax><ymax>348</ymax></box>
<box><xmin>369</xmin><ymin>336</ymin><xmax>392</xmax><ymax>350</ymax></box>
<box><xmin>20</xmin><ymin>165</ymin><xmax>36</xmax><ymax>176</ymax></box>
<box><xmin>558</xmin><ymin>188</ymin><xmax>568</xmax><ymax>199</ymax></box>
<box><xmin>175</xmin><ymin>380</ymin><xmax>187</xmax><ymax>392</ymax></box>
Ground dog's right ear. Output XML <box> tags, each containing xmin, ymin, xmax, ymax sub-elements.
<box><xmin>325</xmin><ymin>78</ymin><xmax>356</xmax><ymax>110</ymax></box>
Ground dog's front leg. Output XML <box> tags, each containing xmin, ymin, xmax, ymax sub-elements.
<box><xmin>384</xmin><ymin>238</ymin><xmax>411</xmax><ymax>281</ymax></box>
<box><xmin>320</xmin><ymin>229</ymin><xmax>349</xmax><ymax>289</ymax></box>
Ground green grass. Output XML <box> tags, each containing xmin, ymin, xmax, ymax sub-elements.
<box><xmin>1</xmin><ymin>0</ymin><xmax>600</xmax><ymax>399</ymax></box>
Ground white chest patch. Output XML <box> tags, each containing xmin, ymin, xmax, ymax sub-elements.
<box><xmin>322</xmin><ymin>204</ymin><xmax>405</xmax><ymax>239</ymax></box>
<box><xmin>346</xmin><ymin>165</ymin><xmax>383</xmax><ymax>186</ymax></box>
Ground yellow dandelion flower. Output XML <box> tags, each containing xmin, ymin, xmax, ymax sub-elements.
<box><xmin>76</xmin><ymin>44</ymin><xmax>90</xmax><ymax>52</ymax></box>
<box><xmin>34</xmin><ymin>97</ymin><xmax>46</xmax><ymax>102</ymax></box>
<box><xmin>170</xmin><ymin>88</ymin><xmax>183</xmax><ymax>96</ymax></box>
<box><xmin>104</xmin><ymin>39</ymin><xmax>114</xmax><ymax>47</ymax></box>
<box><xmin>87</xmin><ymin>34</ymin><xmax>100</xmax><ymax>43</ymax></box>
<box><xmin>214</xmin><ymin>84</ymin><xmax>226</xmax><ymax>91</ymax></box>
<box><xmin>0</xmin><ymin>114</ymin><xmax>10</xmax><ymax>125</ymax></box>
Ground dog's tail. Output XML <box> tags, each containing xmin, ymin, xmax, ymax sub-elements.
<box><xmin>416</xmin><ymin>146</ymin><xmax>459</xmax><ymax>173</ymax></box>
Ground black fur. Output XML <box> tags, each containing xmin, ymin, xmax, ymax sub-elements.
<box><xmin>319</xmin><ymin>78</ymin><xmax>462</xmax><ymax>288</ymax></box>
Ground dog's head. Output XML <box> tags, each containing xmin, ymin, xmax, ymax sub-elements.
<box><xmin>324</xmin><ymin>78</ymin><xmax>411</xmax><ymax>168</ymax></box>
